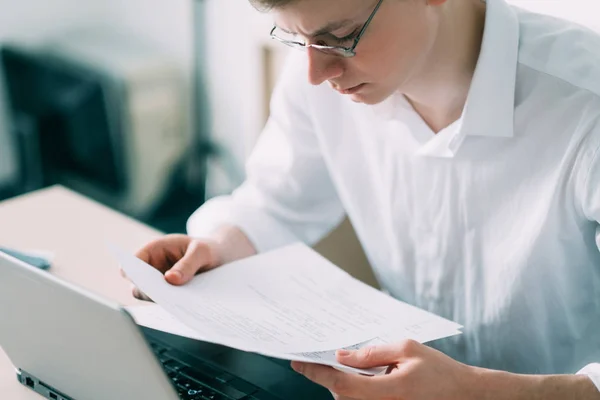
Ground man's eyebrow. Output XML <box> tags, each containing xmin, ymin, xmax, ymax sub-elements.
<box><xmin>277</xmin><ymin>19</ymin><xmax>355</xmax><ymax>37</ymax></box>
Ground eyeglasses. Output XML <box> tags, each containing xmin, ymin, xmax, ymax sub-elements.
<box><xmin>270</xmin><ymin>0</ymin><xmax>384</xmax><ymax>58</ymax></box>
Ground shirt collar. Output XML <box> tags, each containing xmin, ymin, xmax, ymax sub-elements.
<box><xmin>372</xmin><ymin>0</ymin><xmax>520</xmax><ymax>140</ymax></box>
<box><xmin>461</xmin><ymin>0</ymin><xmax>520</xmax><ymax>138</ymax></box>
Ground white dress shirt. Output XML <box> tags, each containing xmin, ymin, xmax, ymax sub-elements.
<box><xmin>188</xmin><ymin>0</ymin><xmax>600</xmax><ymax>388</ymax></box>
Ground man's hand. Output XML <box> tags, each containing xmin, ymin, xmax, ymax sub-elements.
<box><xmin>291</xmin><ymin>339</ymin><xmax>600</xmax><ymax>400</ymax></box>
<box><xmin>121</xmin><ymin>225</ymin><xmax>257</xmax><ymax>301</ymax></box>
<box><xmin>121</xmin><ymin>234</ymin><xmax>222</xmax><ymax>300</ymax></box>
<box><xmin>291</xmin><ymin>339</ymin><xmax>476</xmax><ymax>400</ymax></box>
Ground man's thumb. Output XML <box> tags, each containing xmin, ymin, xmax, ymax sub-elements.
<box><xmin>166</xmin><ymin>241</ymin><xmax>216</xmax><ymax>285</ymax></box>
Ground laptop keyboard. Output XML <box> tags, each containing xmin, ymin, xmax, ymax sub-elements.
<box><xmin>149</xmin><ymin>338</ymin><xmax>270</xmax><ymax>400</ymax></box>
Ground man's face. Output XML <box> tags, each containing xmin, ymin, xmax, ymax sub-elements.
<box><xmin>273</xmin><ymin>0</ymin><xmax>441</xmax><ymax>105</ymax></box>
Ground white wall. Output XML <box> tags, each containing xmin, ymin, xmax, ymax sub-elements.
<box><xmin>100</xmin><ymin>0</ymin><xmax>194</xmax><ymax>97</ymax></box>
<box><xmin>203</xmin><ymin>0</ymin><xmax>287</xmax><ymax>196</ymax></box>
<box><xmin>507</xmin><ymin>0</ymin><xmax>600</xmax><ymax>31</ymax></box>
<box><xmin>0</xmin><ymin>0</ymin><xmax>194</xmax><ymax>189</ymax></box>
<box><xmin>104</xmin><ymin>0</ymin><xmax>193</xmax><ymax>56</ymax></box>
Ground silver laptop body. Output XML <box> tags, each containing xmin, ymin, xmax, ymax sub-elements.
<box><xmin>0</xmin><ymin>251</ymin><xmax>180</xmax><ymax>400</ymax></box>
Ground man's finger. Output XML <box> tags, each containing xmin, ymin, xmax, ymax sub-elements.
<box><xmin>134</xmin><ymin>240</ymin><xmax>167</xmax><ymax>270</ymax></box>
<box><xmin>291</xmin><ymin>362</ymin><xmax>386</xmax><ymax>399</ymax></box>
<box><xmin>166</xmin><ymin>241</ymin><xmax>216</xmax><ymax>285</ymax></box>
<box><xmin>336</xmin><ymin>340</ymin><xmax>419</xmax><ymax>369</ymax></box>
<box><xmin>134</xmin><ymin>234</ymin><xmax>190</xmax><ymax>274</ymax></box>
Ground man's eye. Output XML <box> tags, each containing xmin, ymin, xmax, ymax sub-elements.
<box><xmin>331</xmin><ymin>29</ymin><xmax>360</xmax><ymax>45</ymax></box>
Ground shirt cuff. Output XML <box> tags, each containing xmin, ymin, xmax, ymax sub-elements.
<box><xmin>577</xmin><ymin>363</ymin><xmax>600</xmax><ymax>393</ymax></box>
<box><xmin>186</xmin><ymin>195</ymin><xmax>301</xmax><ymax>253</ymax></box>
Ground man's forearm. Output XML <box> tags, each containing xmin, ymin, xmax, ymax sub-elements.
<box><xmin>473</xmin><ymin>367</ymin><xmax>600</xmax><ymax>400</ymax></box>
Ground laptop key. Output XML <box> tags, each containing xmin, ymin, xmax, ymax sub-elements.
<box><xmin>165</xmin><ymin>348</ymin><xmax>235</xmax><ymax>382</ymax></box>
<box><xmin>228</xmin><ymin>378</ymin><xmax>258</xmax><ymax>396</ymax></box>
<box><xmin>206</xmin><ymin>382</ymin><xmax>246</xmax><ymax>400</ymax></box>
<box><xmin>178</xmin><ymin>377</ymin><xmax>202</xmax><ymax>391</ymax></box>
<box><xmin>185</xmin><ymin>388</ymin><xmax>204</xmax><ymax>397</ymax></box>
<box><xmin>245</xmin><ymin>391</ymin><xmax>282</xmax><ymax>400</ymax></box>
<box><xmin>180</xmin><ymin>368</ymin><xmax>247</xmax><ymax>400</ymax></box>
<box><xmin>150</xmin><ymin>342</ymin><xmax>168</xmax><ymax>354</ymax></box>
<box><xmin>189</xmin><ymin>360</ymin><xmax>234</xmax><ymax>382</ymax></box>
<box><xmin>177</xmin><ymin>389</ymin><xmax>207</xmax><ymax>400</ymax></box>
<box><xmin>201</xmin><ymin>392</ymin><xmax>228</xmax><ymax>400</ymax></box>
<box><xmin>167</xmin><ymin>369</ymin><xmax>179</xmax><ymax>379</ymax></box>
<box><xmin>159</xmin><ymin>355</ymin><xmax>173</xmax><ymax>365</ymax></box>
<box><xmin>180</xmin><ymin>364</ymin><xmax>234</xmax><ymax>386</ymax></box>
<box><xmin>164</xmin><ymin>359</ymin><xmax>187</xmax><ymax>371</ymax></box>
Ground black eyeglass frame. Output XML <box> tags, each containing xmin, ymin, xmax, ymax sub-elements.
<box><xmin>270</xmin><ymin>0</ymin><xmax>385</xmax><ymax>58</ymax></box>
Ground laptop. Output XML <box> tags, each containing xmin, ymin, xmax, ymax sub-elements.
<box><xmin>0</xmin><ymin>251</ymin><xmax>332</xmax><ymax>400</ymax></box>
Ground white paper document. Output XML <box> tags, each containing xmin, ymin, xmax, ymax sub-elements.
<box><xmin>113</xmin><ymin>243</ymin><xmax>462</xmax><ymax>374</ymax></box>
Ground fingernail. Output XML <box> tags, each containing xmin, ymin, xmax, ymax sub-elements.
<box><xmin>337</xmin><ymin>349</ymin><xmax>351</xmax><ymax>357</ymax></box>
<box><xmin>291</xmin><ymin>362</ymin><xmax>303</xmax><ymax>373</ymax></box>
<box><xmin>168</xmin><ymin>270</ymin><xmax>182</xmax><ymax>281</ymax></box>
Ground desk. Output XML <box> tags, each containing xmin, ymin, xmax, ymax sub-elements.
<box><xmin>0</xmin><ymin>186</ymin><xmax>162</xmax><ymax>399</ymax></box>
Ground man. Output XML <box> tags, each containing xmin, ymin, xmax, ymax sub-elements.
<box><xmin>131</xmin><ymin>0</ymin><xmax>600</xmax><ymax>398</ymax></box>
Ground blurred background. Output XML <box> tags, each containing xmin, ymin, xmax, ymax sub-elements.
<box><xmin>0</xmin><ymin>0</ymin><xmax>598</xmax><ymax>235</ymax></box>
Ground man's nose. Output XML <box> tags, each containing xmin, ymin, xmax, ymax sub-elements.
<box><xmin>307</xmin><ymin>48</ymin><xmax>343</xmax><ymax>86</ymax></box>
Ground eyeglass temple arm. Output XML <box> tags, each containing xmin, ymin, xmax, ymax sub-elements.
<box><xmin>351</xmin><ymin>0</ymin><xmax>385</xmax><ymax>49</ymax></box>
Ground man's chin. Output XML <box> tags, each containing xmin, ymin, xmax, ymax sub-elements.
<box><xmin>348</xmin><ymin>90</ymin><xmax>392</xmax><ymax>105</ymax></box>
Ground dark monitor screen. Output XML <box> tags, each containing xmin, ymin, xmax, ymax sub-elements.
<box><xmin>1</xmin><ymin>45</ymin><xmax>125</xmax><ymax>193</ymax></box>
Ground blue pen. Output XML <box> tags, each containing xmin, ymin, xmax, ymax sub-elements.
<box><xmin>0</xmin><ymin>247</ymin><xmax>52</xmax><ymax>270</ymax></box>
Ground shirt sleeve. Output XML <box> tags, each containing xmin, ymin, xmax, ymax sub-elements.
<box><xmin>577</xmin><ymin>126</ymin><xmax>600</xmax><ymax>394</ymax></box>
<box><xmin>186</xmin><ymin>53</ymin><xmax>345</xmax><ymax>253</ymax></box>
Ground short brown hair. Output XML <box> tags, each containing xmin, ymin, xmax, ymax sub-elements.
<box><xmin>249</xmin><ymin>0</ymin><xmax>298</xmax><ymax>12</ymax></box>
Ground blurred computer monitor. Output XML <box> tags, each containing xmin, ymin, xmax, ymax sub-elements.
<box><xmin>1</xmin><ymin>38</ymin><xmax>189</xmax><ymax>220</ymax></box>
<box><xmin>1</xmin><ymin>45</ymin><xmax>126</xmax><ymax>194</ymax></box>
